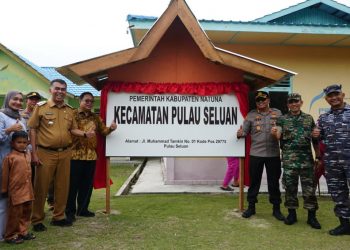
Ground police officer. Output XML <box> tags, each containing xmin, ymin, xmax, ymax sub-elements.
<box><xmin>237</xmin><ymin>91</ymin><xmax>284</xmax><ymax>220</ymax></box>
<box><xmin>28</xmin><ymin>79</ymin><xmax>94</xmax><ymax>231</ymax></box>
<box><xmin>273</xmin><ymin>93</ymin><xmax>321</xmax><ymax>229</ymax></box>
<box><xmin>312</xmin><ymin>84</ymin><xmax>350</xmax><ymax>236</ymax></box>
<box><xmin>20</xmin><ymin>91</ymin><xmax>42</xmax><ymax>125</ymax></box>
<box><xmin>20</xmin><ymin>91</ymin><xmax>42</xmax><ymax>186</ymax></box>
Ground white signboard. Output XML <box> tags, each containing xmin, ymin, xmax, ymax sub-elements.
<box><xmin>106</xmin><ymin>93</ymin><xmax>245</xmax><ymax>157</ymax></box>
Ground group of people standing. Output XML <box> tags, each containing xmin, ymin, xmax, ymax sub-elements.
<box><xmin>237</xmin><ymin>84</ymin><xmax>350</xmax><ymax>236</ymax></box>
<box><xmin>0</xmin><ymin>79</ymin><xmax>349</xmax><ymax>244</ymax></box>
<box><xmin>0</xmin><ymin>79</ymin><xmax>117</xmax><ymax>244</ymax></box>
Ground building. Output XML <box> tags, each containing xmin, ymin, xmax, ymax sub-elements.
<box><xmin>0</xmin><ymin>43</ymin><xmax>100</xmax><ymax>108</ymax></box>
<box><xmin>58</xmin><ymin>0</ymin><xmax>294</xmax><ymax>186</ymax></box>
<box><xmin>128</xmin><ymin>0</ymin><xmax>350</xmax><ymax>117</ymax></box>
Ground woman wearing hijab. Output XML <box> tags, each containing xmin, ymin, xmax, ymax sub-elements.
<box><xmin>0</xmin><ymin>91</ymin><xmax>26</xmax><ymax>242</ymax></box>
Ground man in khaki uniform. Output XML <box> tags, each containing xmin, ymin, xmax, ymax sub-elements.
<box><xmin>28</xmin><ymin>79</ymin><xmax>94</xmax><ymax>231</ymax></box>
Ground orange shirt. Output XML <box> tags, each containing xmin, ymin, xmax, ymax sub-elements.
<box><xmin>1</xmin><ymin>150</ymin><xmax>34</xmax><ymax>205</ymax></box>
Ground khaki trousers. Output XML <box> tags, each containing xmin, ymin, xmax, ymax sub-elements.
<box><xmin>31</xmin><ymin>148</ymin><xmax>71</xmax><ymax>224</ymax></box>
<box><xmin>5</xmin><ymin>201</ymin><xmax>32</xmax><ymax>240</ymax></box>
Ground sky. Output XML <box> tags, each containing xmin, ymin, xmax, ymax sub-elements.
<box><xmin>1</xmin><ymin>0</ymin><xmax>350</xmax><ymax>67</ymax></box>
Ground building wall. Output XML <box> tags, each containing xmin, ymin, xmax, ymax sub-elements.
<box><xmin>0</xmin><ymin>51</ymin><xmax>50</xmax><ymax>100</ymax></box>
<box><xmin>219</xmin><ymin>44</ymin><xmax>350</xmax><ymax>118</ymax></box>
<box><xmin>0</xmin><ymin>51</ymin><xmax>77</xmax><ymax>107</ymax></box>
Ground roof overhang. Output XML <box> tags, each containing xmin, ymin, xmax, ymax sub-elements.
<box><xmin>129</xmin><ymin>18</ymin><xmax>350</xmax><ymax>47</ymax></box>
<box><xmin>58</xmin><ymin>0</ymin><xmax>295</xmax><ymax>90</ymax></box>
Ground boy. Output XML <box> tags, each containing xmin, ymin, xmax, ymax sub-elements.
<box><xmin>1</xmin><ymin>131</ymin><xmax>35</xmax><ymax>244</ymax></box>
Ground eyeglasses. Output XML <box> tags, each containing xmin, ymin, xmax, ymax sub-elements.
<box><xmin>84</xmin><ymin>99</ymin><xmax>94</xmax><ymax>104</ymax></box>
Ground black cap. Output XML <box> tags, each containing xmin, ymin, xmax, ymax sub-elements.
<box><xmin>323</xmin><ymin>84</ymin><xmax>342</xmax><ymax>96</ymax></box>
<box><xmin>287</xmin><ymin>93</ymin><xmax>301</xmax><ymax>101</ymax></box>
<box><xmin>26</xmin><ymin>91</ymin><xmax>42</xmax><ymax>99</ymax></box>
<box><xmin>255</xmin><ymin>91</ymin><xmax>269</xmax><ymax>101</ymax></box>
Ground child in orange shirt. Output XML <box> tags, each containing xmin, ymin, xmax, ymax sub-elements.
<box><xmin>1</xmin><ymin>131</ymin><xmax>35</xmax><ymax>244</ymax></box>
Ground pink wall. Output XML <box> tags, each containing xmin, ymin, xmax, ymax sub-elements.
<box><xmin>109</xmin><ymin>18</ymin><xmax>244</xmax><ymax>83</ymax></box>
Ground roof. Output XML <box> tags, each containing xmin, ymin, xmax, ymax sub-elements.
<box><xmin>254</xmin><ymin>0</ymin><xmax>350</xmax><ymax>24</ymax></box>
<box><xmin>0</xmin><ymin>43</ymin><xmax>100</xmax><ymax>97</ymax></box>
<box><xmin>41</xmin><ymin>67</ymin><xmax>100</xmax><ymax>97</ymax></box>
<box><xmin>59</xmin><ymin>0</ymin><xmax>294</xmax><ymax>90</ymax></box>
<box><xmin>127</xmin><ymin>0</ymin><xmax>350</xmax><ymax>47</ymax></box>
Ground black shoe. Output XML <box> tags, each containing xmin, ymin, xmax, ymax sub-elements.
<box><xmin>220</xmin><ymin>186</ymin><xmax>234</xmax><ymax>191</ymax></box>
<box><xmin>329</xmin><ymin>217</ymin><xmax>350</xmax><ymax>236</ymax></box>
<box><xmin>50</xmin><ymin>219</ymin><xmax>73</xmax><ymax>227</ymax></box>
<box><xmin>66</xmin><ymin>215</ymin><xmax>76</xmax><ymax>223</ymax></box>
<box><xmin>329</xmin><ymin>225</ymin><xmax>350</xmax><ymax>236</ymax></box>
<box><xmin>272</xmin><ymin>209</ymin><xmax>285</xmax><ymax>221</ymax></box>
<box><xmin>21</xmin><ymin>232</ymin><xmax>36</xmax><ymax>240</ymax></box>
<box><xmin>284</xmin><ymin>209</ymin><xmax>297</xmax><ymax>225</ymax></box>
<box><xmin>242</xmin><ymin>205</ymin><xmax>256</xmax><ymax>218</ymax></box>
<box><xmin>33</xmin><ymin>223</ymin><xmax>47</xmax><ymax>232</ymax></box>
<box><xmin>307</xmin><ymin>217</ymin><xmax>321</xmax><ymax>229</ymax></box>
<box><xmin>307</xmin><ymin>210</ymin><xmax>321</xmax><ymax>229</ymax></box>
<box><xmin>77</xmin><ymin>211</ymin><xmax>95</xmax><ymax>217</ymax></box>
<box><xmin>5</xmin><ymin>236</ymin><xmax>24</xmax><ymax>244</ymax></box>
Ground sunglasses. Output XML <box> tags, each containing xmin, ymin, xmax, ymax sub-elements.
<box><xmin>288</xmin><ymin>99</ymin><xmax>300</xmax><ymax>104</ymax></box>
<box><xmin>255</xmin><ymin>98</ymin><xmax>267</xmax><ymax>103</ymax></box>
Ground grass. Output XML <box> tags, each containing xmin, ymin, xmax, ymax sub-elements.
<box><xmin>2</xmin><ymin>163</ymin><xmax>350</xmax><ymax>250</ymax></box>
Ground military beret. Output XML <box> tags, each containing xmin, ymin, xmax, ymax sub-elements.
<box><xmin>287</xmin><ymin>93</ymin><xmax>301</xmax><ymax>101</ymax></box>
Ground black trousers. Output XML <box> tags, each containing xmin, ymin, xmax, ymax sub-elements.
<box><xmin>247</xmin><ymin>156</ymin><xmax>282</xmax><ymax>205</ymax></box>
<box><xmin>66</xmin><ymin>160</ymin><xmax>96</xmax><ymax>216</ymax></box>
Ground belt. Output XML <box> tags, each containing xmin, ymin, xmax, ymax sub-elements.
<box><xmin>38</xmin><ymin>145</ymin><xmax>71</xmax><ymax>152</ymax></box>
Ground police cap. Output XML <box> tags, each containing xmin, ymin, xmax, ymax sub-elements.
<box><xmin>255</xmin><ymin>91</ymin><xmax>269</xmax><ymax>102</ymax></box>
<box><xmin>26</xmin><ymin>91</ymin><xmax>42</xmax><ymax>100</ymax></box>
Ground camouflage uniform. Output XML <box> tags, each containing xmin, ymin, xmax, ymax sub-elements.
<box><xmin>277</xmin><ymin>111</ymin><xmax>318</xmax><ymax>210</ymax></box>
<box><xmin>318</xmin><ymin>103</ymin><xmax>350</xmax><ymax>218</ymax></box>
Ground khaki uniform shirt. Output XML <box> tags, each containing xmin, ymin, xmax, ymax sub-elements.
<box><xmin>242</xmin><ymin>108</ymin><xmax>282</xmax><ymax>157</ymax></box>
<box><xmin>27</xmin><ymin>100</ymin><xmax>77</xmax><ymax>148</ymax></box>
<box><xmin>1</xmin><ymin>150</ymin><xmax>34</xmax><ymax>205</ymax></box>
<box><xmin>71</xmin><ymin>109</ymin><xmax>111</xmax><ymax>160</ymax></box>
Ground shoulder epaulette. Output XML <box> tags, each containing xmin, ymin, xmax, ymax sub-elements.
<box><xmin>37</xmin><ymin>101</ymin><xmax>47</xmax><ymax>106</ymax></box>
<box><xmin>65</xmin><ymin>103</ymin><xmax>73</xmax><ymax>109</ymax></box>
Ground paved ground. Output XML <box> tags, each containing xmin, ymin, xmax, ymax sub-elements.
<box><xmin>131</xmin><ymin>158</ymin><xmax>328</xmax><ymax>194</ymax></box>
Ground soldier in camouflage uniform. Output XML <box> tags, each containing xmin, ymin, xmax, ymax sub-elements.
<box><xmin>312</xmin><ymin>84</ymin><xmax>350</xmax><ymax>236</ymax></box>
<box><xmin>273</xmin><ymin>93</ymin><xmax>321</xmax><ymax>229</ymax></box>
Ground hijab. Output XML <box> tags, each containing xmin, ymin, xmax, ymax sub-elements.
<box><xmin>0</xmin><ymin>90</ymin><xmax>23</xmax><ymax>119</ymax></box>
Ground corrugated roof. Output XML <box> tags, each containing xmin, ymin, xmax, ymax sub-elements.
<box><xmin>128</xmin><ymin>0</ymin><xmax>350</xmax><ymax>27</ymax></box>
<box><xmin>41</xmin><ymin>67</ymin><xmax>100</xmax><ymax>97</ymax></box>
<box><xmin>128</xmin><ymin>14</ymin><xmax>350</xmax><ymax>27</ymax></box>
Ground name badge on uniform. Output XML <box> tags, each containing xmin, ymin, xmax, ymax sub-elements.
<box><xmin>48</xmin><ymin>121</ymin><xmax>54</xmax><ymax>126</ymax></box>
